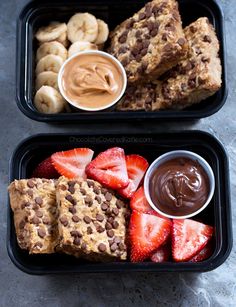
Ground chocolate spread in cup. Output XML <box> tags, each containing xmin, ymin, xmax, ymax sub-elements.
<box><xmin>149</xmin><ymin>157</ymin><xmax>210</xmax><ymax>216</ymax></box>
<box><xmin>61</xmin><ymin>53</ymin><xmax>124</xmax><ymax>110</ymax></box>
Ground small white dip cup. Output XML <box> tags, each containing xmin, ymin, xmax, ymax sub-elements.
<box><xmin>58</xmin><ymin>50</ymin><xmax>127</xmax><ymax>112</ymax></box>
<box><xmin>144</xmin><ymin>150</ymin><xmax>215</xmax><ymax>219</ymax></box>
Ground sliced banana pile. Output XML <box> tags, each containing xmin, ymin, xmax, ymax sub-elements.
<box><xmin>34</xmin><ymin>13</ymin><xmax>109</xmax><ymax>114</ymax></box>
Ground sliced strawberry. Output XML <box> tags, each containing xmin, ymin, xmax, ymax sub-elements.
<box><xmin>150</xmin><ymin>241</ymin><xmax>171</xmax><ymax>263</ymax></box>
<box><xmin>118</xmin><ymin>155</ymin><xmax>149</xmax><ymax>198</ymax></box>
<box><xmin>130</xmin><ymin>186</ymin><xmax>152</xmax><ymax>213</ymax></box>
<box><xmin>189</xmin><ymin>240</ymin><xmax>214</xmax><ymax>262</ymax></box>
<box><xmin>85</xmin><ymin>147</ymin><xmax>129</xmax><ymax>189</ymax></box>
<box><xmin>51</xmin><ymin>148</ymin><xmax>94</xmax><ymax>179</ymax></box>
<box><xmin>32</xmin><ymin>157</ymin><xmax>59</xmax><ymax>179</ymax></box>
<box><xmin>172</xmin><ymin>219</ymin><xmax>214</xmax><ymax>262</ymax></box>
<box><xmin>129</xmin><ymin>210</ymin><xmax>172</xmax><ymax>262</ymax></box>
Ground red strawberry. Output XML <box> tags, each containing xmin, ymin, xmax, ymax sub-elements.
<box><xmin>118</xmin><ymin>155</ymin><xmax>149</xmax><ymax>198</ymax></box>
<box><xmin>150</xmin><ymin>242</ymin><xmax>171</xmax><ymax>263</ymax></box>
<box><xmin>129</xmin><ymin>210</ymin><xmax>172</xmax><ymax>262</ymax></box>
<box><xmin>189</xmin><ymin>240</ymin><xmax>214</xmax><ymax>262</ymax></box>
<box><xmin>32</xmin><ymin>157</ymin><xmax>59</xmax><ymax>179</ymax></box>
<box><xmin>172</xmin><ymin>219</ymin><xmax>214</xmax><ymax>262</ymax></box>
<box><xmin>85</xmin><ymin>147</ymin><xmax>129</xmax><ymax>189</ymax></box>
<box><xmin>130</xmin><ymin>186</ymin><xmax>152</xmax><ymax>213</ymax></box>
<box><xmin>51</xmin><ymin>148</ymin><xmax>94</xmax><ymax>179</ymax></box>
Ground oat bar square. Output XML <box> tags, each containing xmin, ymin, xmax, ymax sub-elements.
<box><xmin>8</xmin><ymin>178</ymin><xmax>59</xmax><ymax>254</ymax></box>
<box><xmin>108</xmin><ymin>0</ymin><xmax>188</xmax><ymax>83</ymax></box>
<box><xmin>56</xmin><ymin>177</ymin><xmax>130</xmax><ymax>261</ymax></box>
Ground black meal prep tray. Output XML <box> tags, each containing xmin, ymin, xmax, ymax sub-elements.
<box><xmin>7</xmin><ymin>131</ymin><xmax>232</xmax><ymax>274</ymax></box>
<box><xmin>16</xmin><ymin>0</ymin><xmax>227</xmax><ymax>122</ymax></box>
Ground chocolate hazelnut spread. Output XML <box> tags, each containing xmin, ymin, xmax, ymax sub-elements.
<box><xmin>61</xmin><ymin>53</ymin><xmax>124</xmax><ymax>110</ymax></box>
<box><xmin>149</xmin><ymin>157</ymin><xmax>210</xmax><ymax>216</ymax></box>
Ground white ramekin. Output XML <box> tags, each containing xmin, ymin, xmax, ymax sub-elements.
<box><xmin>58</xmin><ymin>50</ymin><xmax>127</xmax><ymax>112</ymax></box>
<box><xmin>144</xmin><ymin>150</ymin><xmax>215</xmax><ymax>219</ymax></box>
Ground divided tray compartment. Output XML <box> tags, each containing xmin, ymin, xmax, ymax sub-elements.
<box><xmin>7</xmin><ymin>131</ymin><xmax>232</xmax><ymax>274</ymax></box>
<box><xmin>16</xmin><ymin>0</ymin><xmax>227</xmax><ymax>122</ymax></box>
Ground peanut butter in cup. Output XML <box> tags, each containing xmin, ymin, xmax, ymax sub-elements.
<box><xmin>149</xmin><ymin>157</ymin><xmax>210</xmax><ymax>216</ymax></box>
<box><xmin>60</xmin><ymin>52</ymin><xmax>126</xmax><ymax>111</ymax></box>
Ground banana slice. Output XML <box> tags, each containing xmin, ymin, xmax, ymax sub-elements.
<box><xmin>57</xmin><ymin>31</ymin><xmax>69</xmax><ymax>47</ymax></box>
<box><xmin>36</xmin><ymin>54</ymin><xmax>64</xmax><ymax>74</ymax></box>
<box><xmin>35</xmin><ymin>71</ymin><xmax>59</xmax><ymax>91</ymax></box>
<box><xmin>67</xmin><ymin>13</ymin><xmax>98</xmax><ymax>43</ymax></box>
<box><xmin>36</xmin><ymin>41</ymin><xmax>68</xmax><ymax>62</ymax></box>
<box><xmin>68</xmin><ymin>41</ymin><xmax>98</xmax><ymax>57</ymax></box>
<box><xmin>35</xmin><ymin>22</ymin><xmax>67</xmax><ymax>43</ymax></box>
<box><xmin>94</xmin><ymin>19</ymin><xmax>109</xmax><ymax>45</ymax></box>
<box><xmin>34</xmin><ymin>86</ymin><xmax>65</xmax><ymax>114</ymax></box>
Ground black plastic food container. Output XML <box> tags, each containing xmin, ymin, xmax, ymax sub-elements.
<box><xmin>16</xmin><ymin>0</ymin><xmax>227</xmax><ymax>122</ymax></box>
<box><xmin>7</xmin><ymin>131</ymin><xmax>232</xmax><ymax>274</ymax></box>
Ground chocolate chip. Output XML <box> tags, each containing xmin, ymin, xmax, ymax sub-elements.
<box><xmin>68</xmin><ymin>186</ymin><xmax>75</xmax><ymax>194</ymax></box>
<box><xmin>27</xmin><ymin>180</ymin><xmax>35</xmax><ymax>188</ymax></box>
<box><xmin>106</xmin><ymin>208</ymin><xmax>112</xmax><ymax>216</ymax></box>
<box><xmin>31</xmin><ymin>216</ymin><xmax>40</xmax><ymax>225</ymax></box>
<box><xmin>34</xmin><ymin>242</ymin><xmax>43</xmax><ymax>248</ymax></box>
<box><xmin>132</xmin><ymin>46</ymin><xmax>140</xmax><ymax>56</ymax></box>
<box><xmin>135</xmin><ymin>30</ymin><xmax>141</xmax><ymax>38</ymax></box>
<box><xmin>35</xmin><ymin>197</ymin><xmax>43</xmax><ymax>205</ymax></box>
<box><xmin>118</xmin><ymin>46</ymin><xmax>127</xmax><ymax>54</ymax></box>
<box><xmin>70</xmin><ymin>230</ymin><xmax>82</xmax><ymax>237</ymax></box>
<box><xmin>21</xmin><ymin>202</ymin><xmax>30</xmax><ymax>209</ymax></box>
<box><xmin>85</xmin><ymin>196</ymin><xmax>93</xmax><ymax>206</ymax></box>
<box><xmin>19</xmin><ymin>220</ymin><xmax>25</xmax><ymax>229</ymax></box>
<box><xmin>141</xmin><ymin>48</ymin><xmax>148</xmax><ymax>56</ymax></box>
<box><xmin>73</xmin><ymin>237</ymin><xmax>81</xmax><ymax>246</ymax></box>
<box><xmin>65</xmin><ymin>194</ymin><xmax>74</xmax><ymax>203</ymax></box>
<box><xmin>68</xmin><ymin>180</ymin><xmax>76</xmax><ymax>186</ymax></box>
<box><xmin>72</xmin><ymin>215</ymin><xmax>80</xmax><ymax>223</ymax></box>
<box><xmin>87</xmin><ymin>226</ymin><xmax>93</xmax><ymax>234</ymax></box>
<box><xmin>163</xmin><ymin>43</ymin><xmax>173</xmax><ymax>52</ymax></box>
<box><xmin>136</xmin><ymin>54</ymin><xmax>142</xmax><ymax>62</ymax></box>
<box><xmin>177</xmin><ymin>38</ymin><xmax>186</xmax><ymax>46</ymax></box>
<box><xmin>69</xmin><ymin>206</ymin><xmax>76</xmax><ymax>214</ymax></box>
<box><xmin>101</xmin><ymin>203</ymin><xmax>108</xmax><ymax>211</ymax></box>
<box><xmin>96</xmin><ymin>225</ymin><xmax>105</xmax><ymax>233</ymax></box>
<box><xmin>93</xmin><ymin>186</ymin><xmax>100</xmax><ymax>194</ymax></box>
<box><xmin>96</xmin><ymin>214</ymin><xmax>104</xmax><ymax>222</ymax></box>
<box><xmin>181</xmin><ymin>83</ymin><xmax>187</xmax><ymax>91</ymax></box>
<box><xmin>150</xmin><ymin>28</ymin><xmax>158</xmax><ymax>37</ymax></box>
<box><xmin>104</xmin><ymin>192</ymin><xmax>112</xmax><ymax>201</ymax></box>
<box><xmin>81</xmin><ymin>243</ymin><xmax>87</xmax><ymax>250</ymax></box>
<box><xmin>108</xmin><ymin>217</ymin><xmax>114</xmax><ymax>223</ymax></box>
<box><xmin>203</xmin><ymin>35</ymin><xmax>212</xmax><ymax>43</ymax></box>
<box><xmin>126</xmin><ymin>18</ymin><xmax>135</xmax><ymax>29</ymax></box>
<box><xmin>105</xmin><ymin>222</ymin><xmax>112</xmax><ymax>230</ymax></box>
<box><xmin>119</xmin><ymin>242</ymin><xmax>125</xmax><ymax>251</ymax></box>
<box><xmin>42</xmin><ymin>216</ymin><xmax>50</xmax><ymax>225</ymax></box>
<box><xmin>118</xmin><ymin>31</ymin><xmax>128</xmax><ymax>44</ymax></box>
<box><xmin>35</xmin><ymin>210</ymin><xmax>43</xmax><ymax>218</ymax></box>
<box><xmin>201</xmin><ymin>56</ymin><xmax>210</xmax><ymax>63</ymax></box>
<box><xmin>107</xmin><ymin>229</ymin><xmax>114</xmax><ymax>237</ymax></box>
<box><xmin>110</xmin><ymin>243</ymin><xmax>118</xmax><ymax>252</ymax></box>
<box><xmin>95</xmin><ymin>196</ymin><xmax>102</xmax><ymax>204</ymax></box>
<box><xmin>80</xmin><ymin>188</ymin><xmax>86</xmax><ymax>195</ymax></box>
<box><xmin>98</xmin><ymin>243</ymin><xmax>106</xmax><ymax>252</ymax></box>
<box><xmin>87</xmin><ymin>180</ymin><xmax>94</xmax><ymax>188</ymax></box>
<box><xmin>38</xmin><ymin>228</ymin><xmax>46</xmax><ymax>238</ymax></box>
<box><xmin>60</xmin><ymin>184</ymin><xmax>67</xmax><ymax>191</ymax></box>
<box><xmin>139</xmin><ymin>12</ymin><xmax>146</xmax><ymax>20</ymax></box>
<box><xmin>84</xmin><ymin>216</ymin><xmax>91</xmax><ymax>224</ymax></box>
<box><xmin>114</xmin><ymin>236</ymin><xmax>121</xmax><ymax>244</ymax></box>
<box><xmin>60</xmin><ymin>216</ymin><xmax>68</xmax><ymax>226</ymax></box>
<box><xmin>162</xmin><ymin>33</ymin><xmax>168</xmax><ymax>41</ymax></box>
<box><xmin>185</xmin><ymin>62</ymin><xmax>192</xmax><ymax>72</ymax></box>
<box><xmin>112</xmin><ymin>220</ymin><xmax>119</xmax><ymax>229</ymax></box>
<box><xmin>112</xmin><ymin>208</ymin><xmax>119</xmax><ymax>216</ymax></box>
<box><xmin>188</xmin><ymin>79</ymin><xmax>196</xmax><ymax>88</ymax></box>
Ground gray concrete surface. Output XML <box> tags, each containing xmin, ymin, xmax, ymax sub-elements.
<box><xmin>0</xmin><ymin>0</ymin><xmax>235</xmax><ymax>306</ymax></box>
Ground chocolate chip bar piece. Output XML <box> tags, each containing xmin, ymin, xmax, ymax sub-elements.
<box><xmin>117</xmin><ymin>17</ymin><xmax>222</xmax><ymax>111</ymax></box>
<box><xmin>108</xmin><ymin>0</ymin><xmax>188</xmax><ymax>83</ymax></box>
<box><xmin>56</xmin><ymin>177</ymin><xmax>130</xmax><ymax>261</ymax></box>
<box><xmin>8</xmin><ymin>178</ymin><xmax>59</xmax><ymax>254</ymax></box>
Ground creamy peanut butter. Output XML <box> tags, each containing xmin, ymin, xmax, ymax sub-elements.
<box><xmin>61</xmin><ymin>53</ymin><xmax>124</xmax><ymax>110</ymax></box>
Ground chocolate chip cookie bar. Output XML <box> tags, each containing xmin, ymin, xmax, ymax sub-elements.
<box><xmin>108</xmin><ymin>0</ymin><xmax>188</xmax><ymax>83</ymax></box>
<box><xmin>56</xmin><ymin>177</ymin><xmax>130</xmax><ymax>261</ymax></box>
<box><xmin>117</xmin><ymin>17</ymin><xmax>222</xmax><ymax>111</ymax></box>
<box><xmin>8</xmin><ymin>178</ymin><xmax>59</xmax><ymax>254</ymax></box>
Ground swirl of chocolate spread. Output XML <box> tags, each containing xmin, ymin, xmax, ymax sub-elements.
<box><xmin>149</xmin><ymin>157</ymin><xmax>210</xmax><ymax>216</ymax></box>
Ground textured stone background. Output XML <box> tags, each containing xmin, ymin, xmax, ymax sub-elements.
<box><xmin>0</xmin><ymin>0</ymin><xmax>235</xmax><ymax>306</ymax></box>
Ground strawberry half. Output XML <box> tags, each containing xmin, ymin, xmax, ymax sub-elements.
<box><xmin>85</xmin><ymin>147</ymin><xmax>129</xmax><ymax>189</ymax></box>
<box><xmin>172</xmin><ymin>219</ymin><xmax>214</xmax><ymax>262</ymax></box>
<box><xmin>150</xmin><ymin>241</ymin><xmax>171</xmax><ymax>263</ymax></box>
<box><xmin>130</xmin><ymin>186</ymin><xmax>152</xmax><ymax>213</ymax></box>
<box><xmin>118</xmin><ymin>155</ymin><xmax>149</xmax><ymax>198</ymax></box>
<box><xmin>129</xmin><ymin>210</ymin><xmax>172</xmax><ymax>262</ymax></box>
<box><xmin>32</xmin><ymin>157</ymin><xmax>59</xmax><ymax>179</ymax></box>
<box><xmin>51</xmin><ymin>148</ymin><xmax>94</xmax><ymax>179</ymax></box>
<box><xmin>189</xmin><ymin>240</ymin><xmax>214</xmax><ymax>262</ymax></box>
